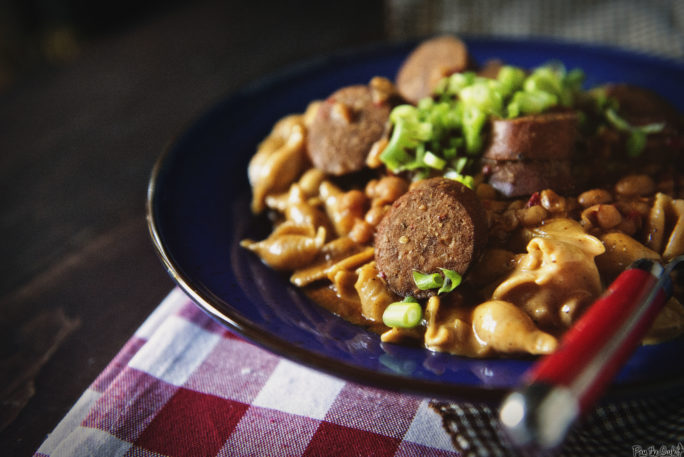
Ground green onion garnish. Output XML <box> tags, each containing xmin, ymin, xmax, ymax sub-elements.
<box><xmin>412</xmin><ymin>271</ymin><xmax>444</xmax><ymax>290</ymax></box>
<box><xmin>381</xmin><ymin>62</ymin><xmax>586</xmax><ymax>178</ymax></box>
<box><xmin>604</xmin><ymin>107</ymin><xmax>664</xmax><ymax>157</ymax></box>
<box><xmin>443</xmin><ymin>170</ymin><xmax>475</xmax><ymax>189</ymax></box>
<box><xmin>379</xmin><ymin>105</ymin><xmax>433</xmax><ymax>171</ymax></box>
<box><xmin>507</xmin><ymin>90</ymin><xmax>558</xmax><ymax>118</ymax></box>
<box><xmin>423</xmin><ymin>151</ymin><xmax>446</xmax><ymax>170</ymax></box>
<box><xmin>382</xmin><ymin>300</ymin><xmax>423</xmax><ymax>328</ymax></box>
<box><xmin>497</xmin><ymin>66</ymin><xmax>526</xmax><ymax>95</ymax></box>
<box><xmin>412</xmin><ymin>268</ymin><xmax>462</xmax><ymax>294</ymax></box>
<box><xmin>438</xmin><ymin>268</ymin><xmax>463</xmax><ymax>294</ymax></box>
<box><xmin>382</xmin><ymin>60</ymin><xmax>663</xmax><ymax>173</ymax></box>
<box><xmin>604</xmin><ymin>107</ymin><xmax>632</xmax><ymax>131</ymax></box>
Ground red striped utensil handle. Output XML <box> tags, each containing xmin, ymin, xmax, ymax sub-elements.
<box><xmin>499</xmin><ymin>256</ymin><xmax>681</xmax><ymax>451</ymax></box>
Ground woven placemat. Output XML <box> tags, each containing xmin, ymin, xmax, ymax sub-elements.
<box><xmin>430</xmin><ymin>392</ymin><xmax>684</xmax><ymax>456</ymax></box>
<box><xmin>385</xmin><ymin>0</ymin><xmax>684</xmax><ymax>61</ymax></box>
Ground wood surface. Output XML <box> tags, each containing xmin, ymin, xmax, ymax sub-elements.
<box><xmin>0</xmin><ymin>1</ymin><xmax>384</xmax><ymax>454</ymax></box>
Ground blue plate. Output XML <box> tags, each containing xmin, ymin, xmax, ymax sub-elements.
<box><xmin>147</xmin><ymin>38</ymin><xmax>684</xmax><ymax>402</ymax></box>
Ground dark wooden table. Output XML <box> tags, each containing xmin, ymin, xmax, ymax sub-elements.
<box><xmin>0</xmin><ymin>2</ymin><xmax>384</xmax><ymax>454</ymax></box>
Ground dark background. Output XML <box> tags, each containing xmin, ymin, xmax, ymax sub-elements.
<box><xmin>0</xmin><ymin>1</ymin><xmax>385</xmax><ymax>454</ymax></box>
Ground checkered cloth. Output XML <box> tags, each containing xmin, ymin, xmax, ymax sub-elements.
<box><xmin>32</xmin><ymin>288</ymin><xmax>684</xmax><ymax>457</ymax></box>
<box><xmin>33</xmin><ymin>288</ymin><xmax>459</xmax><ymax>457</ymax></box>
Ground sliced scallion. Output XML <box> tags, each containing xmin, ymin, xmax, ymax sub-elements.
<box><xmin>381</xmin><ymin>61</ymin><xmax>587</xmax><ymax>176</ymax></box>
<box><xmin>443</xmin><ymin>170</ymin><xmax>475</xmax><ymax>189</ymax></box>
<box><xmin>626</xmin><ymin>130</ymin><xmax>647</xmax><ymax>158</ymax></box>
<box><xmin>382</xmin><ymin>301</ymin><xmax>423</xmax><ymax>328</ymax></box>
<box><xmin>438</xmin><ymin>268</ymin><xmax>462</xmax><ymax>294</ymax></box>
<box><xmin>423</xmin><ymin>151</ymin><xmax>447</xmax><ymax>169</ymax></box>
<box><xmin>604</xmin><ymin>107</ymin><xmax>665</xmax><ymax>157</ymax></box>
<box><xmin>412</xmin><ymin>271</ymin><xmax>444</xmax><ymax>290</ymax></box>
<box><xmin>412</xmin><ymin>268</ymin><xmax>463</xmax><ymax>294</ymax></box>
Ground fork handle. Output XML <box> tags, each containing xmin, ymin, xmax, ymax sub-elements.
<box><xmin>500</xmin><ymin>259</ymin><xmax>672</xmax><ymax>449</ymax></box>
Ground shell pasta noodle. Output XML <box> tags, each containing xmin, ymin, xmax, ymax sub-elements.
<box><xmin>240</xmin><ymin>35</ymin><xmax>684</xmax><ymax>359</ymax></box>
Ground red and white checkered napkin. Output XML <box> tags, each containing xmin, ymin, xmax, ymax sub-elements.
<box><xmin>33</xmin><ymin>288</ymin><xmax>460</xmax><ymax>457</ymax></box>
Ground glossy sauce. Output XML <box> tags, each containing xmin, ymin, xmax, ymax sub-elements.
<box><xmin>304</xmin><ymin>283</ymin><xmax>389</xmax><ymax>334</ymax></box>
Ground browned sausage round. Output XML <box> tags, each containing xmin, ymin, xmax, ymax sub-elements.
<box><xmin>306</xmin><ymin>85</ymin><xmax>391</xmax><ymax>176</ymax></box>
<box><xmin>603</xmin><ymin>83</ymin><xmax>682</xmax><ymax>128</ymax></box>
<box><xmin>603</xmin><ymin>84</ymin><xmax>683</xmax><ymax>167</ymax></box>
<box><xmin>483</xmin><ymin>112</ymin><xmax>579</xmax><ymax>161</ymax></box>
<box><xmin>482</xmin><ymin>158</ymin><xmax>575</xmax><ymax>198</ymax></box>
<box><xmin>374</xmin><ymin>177</ymin><xmax>488</xmax><ymax>299</ymax></box>
<box><xmin>396</xmin><ymin>35</ymin><xmax>471</xmax><ymax>105</ymax></box>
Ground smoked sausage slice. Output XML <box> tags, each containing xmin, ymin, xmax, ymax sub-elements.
<box><xmin>396</xmin><ymin>35</ymin><xmax>471</xmax><ymax>105</ymax></box>
<box><xmin>307</xmin><ymin>85</ymin><xmax>391</xmax><ymax>176</ymax></box>
<box><xmin>374</xmin><ymin>178</ymin><xmax>488</xmax><ymax>299</ymax></box>
<box><xmin>482</xmin><ymin>158</ymin><xmax>575</xmax><ymax>198</ymax></box>
<box><xmin>483</xmin><ymin>112</ymin><xmax>579</xmax><ymax>161</ymax></box>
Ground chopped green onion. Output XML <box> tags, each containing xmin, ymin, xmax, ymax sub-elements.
<box><xmin>565</xmin><ymin>68</ymin><xmax>585</xmax><ymax>92</ymax></box>
<box><xmin>442</xmin><ymin>146</ymin><xmax>458</xmax><ymax>160</ymax></box>
<box><xmin>604</xmin><ymin>107</ymin><xmax>665</xmax><ymax>157</ymax></box>
<box><xmin>438</xmin><ymin>268</ymin><xmax>462</xmax><ymax>294</ymax></box>
<box><xmin>443</xmin><ymin>170</ymin><xmax>475</xmax><ymax>189</ymax></box>
<box><xmin>382</xmin><ymin>301</ymin><xmax>423</xmax><ymax>328</ymax></box>
<box><xmin>524</xmin><ymin>66</ymin><xmax>563</xmax><ymax>98</ymax></box>
<box><xmin>626</xmin><ymin>130</ymin><xmax>647</xmax><ymax>158</ymax></box>
<box><xmin>589</xmin><ymin>87</ymin><xmax>611</xmax><ymax>111</ymax></box>
<box><xmin>412</xmin><ymin>268</ymin><xmax>462</xmax><ymax>294</ymax></box>
<box><xmin>497</xmin><ymin>66</ymin><xmax>526</xmax><ymax>96</ymax></box>
<box><xmin>423</xmin><ymin>151</ymin><xmax>446</xmax><ymax>169</ymax></box>
<box><xmin>604</xmin><ymin>107</ymin><xmax>632</xmax><ymax>131</ymax></box>
<box><xmin>381</xmin><ymin>61</ymin><xmax>586</xmax><ymax>176</ymax></box>
<box><xmin>442</xmin><ymin>72</ymin><xmax>477</xmax><ymax>94</ymax></box>
<box><xmin>454</xmin><ymin>157</ymin><xmax>468</xmax><ymax>173</ymax></box>
<box><xmin>459</xmin><ymin>82</ymin><xmax>504</xmax><ymax>117</ymax></box>
<box><xmin>380</xmin><ymin>105</ymin><xmax>433</xmax><ymax>172</ymax></box>
<box><xmin>462</xmin><ymin>106</ymin><xmax>487</xmax><ymax>154</ymax></box>
<box><xmin>413</xmin><ymin>271</ymin><xmax>444</xmax><ymax>290</ymax></box>
<box><xmin>507</xmin><ymin>90</ymin><xmax>558</xmax><ymax>118</ymax></box>
<box><xmin>638</xmin><ymin>122</ymin><xmax>666</xmax><ymax>134</ymax></box>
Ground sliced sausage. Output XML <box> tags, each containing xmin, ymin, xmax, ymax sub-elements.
<box><xmin>604</xmin><ymin>83</ymin><xmax>683</xmax><ymax>168</ymax></box>
<box><xmin>483</xmin><ymin>112</ymin><xmax>579</xmax><ymax>161</ymax></box>
<box><xmin>374</xmin><ymin>178</ymin><xmax>488</xmax><ymax>299</ymax></box>
<box><xmin>579</xmin><ymin>84</ymin><xmax>683</xmax><ymax>177</ymax></box>
<box><xmin>396</xmin><ymin>35</ymin><xmax>472</xmax><ymax>104</ymax></box>
<box><xmin>603</xmin><ymin>83</ymin><xmax>683</xmax><ymax>128</ymax></box>
<box><xmin>482</xmin><ymin>158</ymin><xmax>575</xmax><ymax>198</ymax></box>
<box><xmin>307</xmin><ymin>84</ymin><xmax>391</xmax><ymax>176</ymax></box>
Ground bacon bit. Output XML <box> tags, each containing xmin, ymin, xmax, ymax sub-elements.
<box><xmin>482</xmin><ymin>164</ymin><xmax>492</xmax><ymax>175</ymax></box>
<box><xmin>526</xmin><ymin>192</ymin><xmax>541</xmax><ymax>207</ymax></box>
